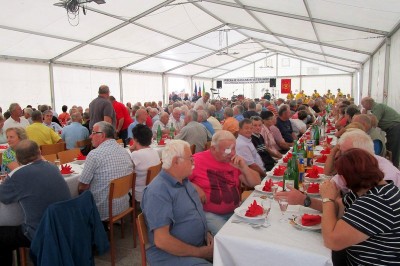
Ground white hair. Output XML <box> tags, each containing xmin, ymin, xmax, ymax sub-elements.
<box><xmin>338</xmin><ymin>129</ymin><xmax>374</xmax><ymax>155</ymax></box>
<box><xmin>162</xmin><ymin>140</ymin><xmax>190</xmax><ymax>169</ymax></box>
<box><xmin>211</xmin><ymin>130</ymin><xmax>236</xmax><ymax>147</ymax></box>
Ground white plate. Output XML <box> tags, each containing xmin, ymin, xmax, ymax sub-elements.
<box><xmin>293</xmin><ymin>215</ymin><xmax>321</xmax><ymax>230</ymax></box>
<box><xmin>305</xmin><ymin>176</ymin><xmax>324</xmax><ymax>182</ymax></box>
<box><xmin>267</xmin><ymin>173</ymin><xmax>284</xmax><ymax>179</ymax></box>
<box><xmin>314</xmin><ymin>162</ymin><xmax>326</xmax><ymax>167</ymax></box>
<box><xmin>234</xmin><ymin>207</ymin><xmax>265</xmax><ymax>220</ymax></box>
<box><xmin>254</xmin><ymin>184</ymin><xmax>283</xmax><ymax>194</ymax></box>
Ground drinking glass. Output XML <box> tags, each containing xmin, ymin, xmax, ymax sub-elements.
<box><xmin>278</xmin><ymin>197</ymin><xmax>289</xmax><ymax>223</ymax></box>
<box><xmin>261</xmin><ymin>199</ymin><xmax>272</xmax><ymax>219</ymax></box>
<box><xmin>54</xmin><ymin>159</ymin><xmax>61</xmax><ymax>168</ymax></box>
<box><xmin>271</xmin><ymin>185</ymin><xmax>279</xmax><ymax>200</ymax></box>
<box><xmin>285</xmin><ymin>180</ymin><xmax>294</xmax><ymax>191</ymax></box>
<box><xmin>302</xmin><ymin>180</ymin><xmax>310</xmax><ymax>194</ymax></box>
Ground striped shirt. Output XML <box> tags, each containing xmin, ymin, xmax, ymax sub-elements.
<box><xmin>342</xmin><ymin>183</ymin><xmax>400</xmax><ymax>265</ymax></box>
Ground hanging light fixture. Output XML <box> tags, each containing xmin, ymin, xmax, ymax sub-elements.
<box><xmin>216</xmin><ymin>29</ymin><xmax>240</xmax><ymax>56</ymax></box>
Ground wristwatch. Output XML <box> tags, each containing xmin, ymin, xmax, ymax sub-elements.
<box><xmin>303</xmin><ymin>195</ymin><xmax>311</xmax><ymax>207</ymax></box>
<box><xmin>322</xmin><ymin>198</ymin><xmax>335</xmax><ymax>203</ymax></box>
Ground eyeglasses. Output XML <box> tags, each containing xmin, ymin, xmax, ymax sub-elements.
<box><xmin>91</xmin><ymin>131</ymin><xmax>103</xmax><ymax>135</ymax></box>
<box><xmin>179</xmin><ymin>156</ymin><xmax>194</xmax><ymax>164</ymax></box>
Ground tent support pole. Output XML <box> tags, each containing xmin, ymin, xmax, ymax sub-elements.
<box><xmin>119</xmin><ymin>69</ymin><xmax>123</xmax><ymax>103</ymax></box>
<box><xmin>49</xmin><ymin>63</ymin><xmax>56</xmax><ymax>111</ymax></box>
<box><xmin>368</xmin><ymin>56</ymin><xmax>373</xmax><ymax>96</ymax></box>
<box><xmin>383</xmin><ymin>38</ymin><xmax>391</xmax><ymax>104</ymax></box>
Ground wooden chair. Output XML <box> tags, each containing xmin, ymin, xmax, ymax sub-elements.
<box><xmin>76</xmin><ymin>138</ymin><xmax>92</xmax><ymax>155</ymax></box>
<box><xmin>40</xmin><ymin>142</ymin><xmax>66</xmax><ymax>156</ymax></box>
<box><xmin>136</xmin><ymin>213</ymin><xmax>148</xmax><ymax>266</ymax></box>
<box><xmin>108</xmin><ymin>173</ymin><xmax>137</xmax><ymax>266</ymax></box>
<box><xmin>204</xmin><ymin>141</ymin><xmax>211</xmax><ymax>151</ymax></box>
<box><xmin>57</xmin><ymin>148</ymin><xmax>80</xmax><ymax>164</ymax></box>
<box><xmin>145</xmin><ymin>162</ymin><xmax>163</xmax><ymax>185</ymax></box>
<box><xmin>43</xmin><ymin>154</ymin><xmax>57</xmax><ymax>163</ymax></box>
<box><xmin>190</xmin><ymin>144</ymin><xmax>196</xmax><ymax>155</ymax></box>
<box><xmin>18</xmin><ymin>247</ymin><xmax>28</xmax><ymax>266</ymax></box>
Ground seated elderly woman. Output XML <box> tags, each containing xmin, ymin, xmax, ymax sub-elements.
<box><xmin>2</xmin><ymin>127</ymin><xmax>27</xmax><ymax>173</ymax></box>
<box><xmin>129</xmin><ymin>124</ymin><xmax>161</xmax><ymax>202</ymax></box>
<box><xmin>320</xmin><ymin>148</ymin><xmax>400</xmax><ymax>265</ymax></box>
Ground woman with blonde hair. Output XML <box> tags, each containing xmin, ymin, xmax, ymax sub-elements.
<box><xmin>2</xmin><ymin>127</ymin><xmax>28</xmax><ymax>173</ymax></box>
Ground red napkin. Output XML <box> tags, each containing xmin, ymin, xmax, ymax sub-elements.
<box><xmin>307</xmin><ymin>183</ymin><xmax>320</xmax><ymax>193</ymax></box>
<box><xmin>301</xmin><ymin>214</ymin><xmax>322</xmax><ymax>226</ymax></box>
<box><xmin>283</xmin><ymin>153</ymin><xmax>292</xmax><ymax>163</ymax></box>
<box><xmin>320</xmin><ymin>147</ymin><xmax>331</xmax><ymax>155</ymax></box>
<box><xmin>245</xmin><ymin>200</ymin><xmax>264</xmax><ymax>217</ymax></box>
<box><xmin>273</xmin><ymin>166</ymin><xmax>286</xmax><ymax>176</ymax></box>
<box><xmin>76</xmin><ymin>152</ymin><xmax>86</xmax><ymax>160</ymax></box>
<box><xmin>326</xmin><ymin>126</ymin><xmax>335</xmax><ymax>133</ymax></box>
<box><xmin>0</xmin><ymin>145</ymin><xmax>8</xmax><ymax>149</ymax></box>
<box><xmin>316</xmin><ymin>154</ymin><xmax>327</xmax><ymax>163</ymax></box>
<box><xmin>263</xmin><ymin>179</ymin><xmax>273</xmax><ymax>192</ymax></box>
<box><xmin>159</xmin><ymin>139</ymin><xmax>165</xmax><ymax>145</ymax></box>
<box><xmin>305</xmin><ymin>131</ymin><xmax>310</xmax><ymax>136</ymax></box>
<box><xmin>306</xmin><ymin>166</ymin><xmax>324</xmax><ymax>178</ymax></box>
<box><xmin>326</xmin><ymin>137</ymin><xmax>333</xmax><ymax>145</ymax></box>
<box><xmin>60</xmin><ymin>164</ymin><xmax>73</xmax><ymax>174</ymax></box>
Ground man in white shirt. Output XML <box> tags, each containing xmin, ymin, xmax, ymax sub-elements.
<box><xmin>168</xmin><ymin>107</ymin><xmax>185</xmax><ymax>132</ymax></box>
<box><xmin>194</xmin><ymin>92</ymin><xmax>210</xmax><ymax>110</ymax></box>
<box><xmin>3</xmin><ymin>103</ymin><xmax>30</xmax><ymax>133</ymax></box>
<box><xmin>43</xmin><ymin>110</ymin><xmax>63</xmax><ymax>134</ymax></box>
<box><xmin>152</xmin><ymin>112</ymin><xmax>170</xmax><ymax>137</ymax></box>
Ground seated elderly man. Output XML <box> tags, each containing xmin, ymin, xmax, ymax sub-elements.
<box><xmin>151</xmin><ymin>112</ymin><xmax>170</xmax><ymax>137</ymax></box>
<box><xmin>3</xmin><ymin>103</ymin><xmax>30</xmax><ymax>133</ymax></box>
<box><xmin>175</xmin><ymin>110</ymin><xmax>211</xmax><ymax>153</ymax></box>
<box><xmin>78</xmin><ymin>122</ymin><xmax>133</xmax><ymax>222</ymax></box>
<box><xmin>127</xmin><ymin>109</ymin><xmax>148</xmax><ymax>141</ymax></box>
<box><xmin>168</xmin><ymin>107</ymin><xmax>185</xmax><ymax>132</ymax></box>
<box><xmin>233</xmin><ymin>105</ymin><xmax>245</xmax><ymax>122</ymax></box>
<box><xmin>206</xmin><ymin>106</ymin><xmax>222</xmax><ymax>133</ymax></box>
<box><xmin>197</xmin><ymin>110</ymin><xmax>215</xmax><ymax>136</ymax></box>
<box><xmin>276</xmin><ymin>105</ymin><xmax>296</xmax><ymax>143</ymax></box>
<box><xmin>352</xmin><ymin>114</ymin><xmax>386</xmax><ymax>157</ymax></box>
<box><xmin>222</xmin><ymin>107</ymin><xmax>239</xmax><ymax>136</ymax></box>
<box><xmin>236</xmin><ymin>119</ymin><xmax>265</xmax><ymax>178</ymax></box>
<box><xmin>250</xmin><ymin>116</ymin><xmax>276</xmax><ymax>171</ymax></box>
<box><xmin>189</xmin><ymin>130</ymin><xmax>260</xmax><ymax>235</ymax></box>
<box><xmin>26</xmin><ymin>111</ymin><xmax>62</xmax><ymax>146</ymax></box>
<box><xmin>141</xmin><ymin>140</ymin><xmax>213</xmax><ymax>266</ymax></box>
<box><xmin>61</xmin><ymin>112</ymin><xmax>89</xmax><ymax>150</ymax></box>
<box><xmin>0</xmin><ymin>140</ymin><xmax>71</xmax><ymax>265</ymax></box>
<box><xmin>43</xmin><ymin>110</ymin><xmax>63</xmax><ymax>133</ymax></box>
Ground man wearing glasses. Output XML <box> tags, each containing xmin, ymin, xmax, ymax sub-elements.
<box><xmin>78</xmin><ymin>122</ymin><xmax>133</xmax><ymax>224</ymax></box>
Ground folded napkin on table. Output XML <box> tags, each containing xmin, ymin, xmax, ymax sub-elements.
<box><xmin>283</xmin><ymin>153</ymin><xmax>292</xmax><ymax>163</ymax></box>
<box><xmin>306</xmin><ymin>166</ymin><xmax>324</xmax><ymax>178</ymax></box>
<box><xmin>320</xmin><ymin>148</ymin><xmax>331</xmax><ymax>155</ymax></box>
<box><xmin>60</xmin><ymin>164</ymin><xmax>73</xmax><ymax>174</ymax></box>
<box><xmin>316</xmin><ymin>154</ymin><xmax>328</xmax><ymax>163</ymax></box>
<box><xmin>273</xmin><ymin>166</ymin><xmax>286</xmax><ymax>176</ymax></box>
<box><xmin>326</xmin><ymin>137</ymin><xmax>333</xmax><ymax>145</ymax></box>
<box><xmin>158</xmin><ymin>139</ymin><xmax>166</xmax><ymax>145</ymax></box>
<box><xmin>0</xmin><ymin>145</ymin><xmax>8</xmax><ymax>149</ymax></box>
<box><xmin>326</xmin><ymin>126</ymin><xmax>335</xmax><ymax>133</ymax></box>
<box><xmin>301</xmin><ymin>214</ymin><xmax>321</xmax><ymax>226</ymax></box>
<box><xmin>263</xmin><ymin>179</ymin><xmax>273</xmax><ymax>192</ymax></box>
<box><xmin>245</xmin><ymin>200</ymin><xmax>264</xmax><ymax>217</ymax></box>
<box><xmin>76</xmin><ymin>152</ymin><xmax>86</xmax><ymax>160</ymax></box>
<box><xmin>307</xmin><ymin>183</ymin><xmax>320</xmax><ymax>193</ymax></box>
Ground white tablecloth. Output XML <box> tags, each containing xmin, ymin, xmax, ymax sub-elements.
<box><xmin>0</xmin><ymin>162</ymin><xmax>82</xmax><ymax>226</ymax></box>
<box><xmin>214</xmin><ymin>193</ymin><xmax>333</xmax><ymax>266</ymax></box>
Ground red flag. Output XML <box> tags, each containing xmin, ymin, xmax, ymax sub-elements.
<box><xmin>281</xmin><ymin>79</ymin><xmax>291</xmax><ymax>94</ymax></box>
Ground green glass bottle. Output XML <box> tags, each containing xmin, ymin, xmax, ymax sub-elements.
<box><xmin>156</xmin><ymin>124</ymin><xmax>162</xmax><ymax>144</ymax></box>
<box><xmin>314</xmin><ymin>125</ymin><xmax>320</xmax><ymax>146</ymax></box>
<box><xmin>291</xmin><ymin>152</ymin><xmax>299</xmax><ymax>190</ymax></box>
<box><xmin>300</xmin><ymin>141</ymin><xmax>307</xmax><ymax>158</ymax></box>
<box><xmin>169</xmin><ymin>123</ymin><xmax>175</xmax><ymax>139</ymax></box>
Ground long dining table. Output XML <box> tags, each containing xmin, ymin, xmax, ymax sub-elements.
<box><xmin>214</xmin><ymin>131</ymin><xmax>337</xmax><ymax>266</ymax></box>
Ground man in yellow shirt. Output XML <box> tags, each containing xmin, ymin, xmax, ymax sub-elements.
<box><xmin>325</xmin><ymin>89</ymin><xmax>332</xmax><ymax>98</ymax></box>
<box><xmin>336</xmin><ymin>88</ymin><xmax>343</xmax><ymax>98</ymax></box>
<box><xmin>287</xmin><ymin>90</ymin><xmax>294</xmax><ymax>100</ymax></box>
<box><xmin>295</xmin><ymin>90</ymin><xmax>305</xmax><ymax>100</ymax></box>
<box><xmin>26</xmin><ymin>111</ymin><xmax>62</xmax><ymax>146</ymax></box>
<box><xmin>312</xmin><ymin>90</ymin><xmax>320</xmax><ymax>99</ymax></box>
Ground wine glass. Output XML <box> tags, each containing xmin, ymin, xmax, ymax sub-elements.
<box><xmin>261</xmin><ymin>199</ymin><xmax>271</xmax><ymax>219</ymax></box>
<box><xmin>302</xmin><ymin>180</ymin><xmax>310</xmax><ymax>194</ymax></box>
<box><xmin>278</xmin><ymin>196</ymin><xmax>289</xmax><ymax>223</ymax></box>
<box><xmin>271</xmin><ymin>185</ymin><xmax>279</xmax><ymax>200</ymax></box>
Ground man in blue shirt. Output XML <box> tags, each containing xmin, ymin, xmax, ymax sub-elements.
<box><xmin>141</xmin><ymin>140</ymin><xmax>213</xmax><ymax>266</ymax></box>
<box><xmin>233</xmin><ymin>105</ymin><xmax>245</xmax><ymax>122</ymax></box>
<box><xmin>276</xmin><ymin>105</ymin><xmax>295</xmax><ymax>143</ymax></box>
<box><xmin>127</xmin><ymin>109</ymin><xmax>148</xmax><ymax>141</ymax></box>
<box><xmin>61</xmin><ymin>112</ymin><xmax>89</xmax><ymax>150</ymax></box>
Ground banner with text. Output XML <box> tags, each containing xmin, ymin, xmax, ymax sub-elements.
<box><xmin>223</xmin><ymin>77</ymin><xmax>270</xmax><ymax>84</ymax></box>
<box><xmin>281</xmin><ymin>79</ymin><xmax>291</xmax><ymax>94</ymax></box>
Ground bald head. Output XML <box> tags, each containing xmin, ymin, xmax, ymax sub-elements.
<box><xmin>352</xmin><ymin>114</ymin><xmax>371</xmax><ymax>132</ymax></box>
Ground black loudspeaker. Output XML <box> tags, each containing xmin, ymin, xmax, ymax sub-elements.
<box><xmin>217</xmin><ymin>80</ymin><xmax>222</xmax><ymax>89</ymax></box>
<box><xmin>270</xmin><ymin>78</ymin><xmax>276</xmax><ymax>87</ymax></box>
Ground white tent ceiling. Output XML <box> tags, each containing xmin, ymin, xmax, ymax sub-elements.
<box><xmin>1</xmin><ymin>0</ymin><xmax>399</xmax><ymax>78</ymax></box>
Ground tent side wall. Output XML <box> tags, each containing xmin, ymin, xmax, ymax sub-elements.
<box><xmin>388</xmin><ymin>27</ymin><xmax>400</xmax><ymax>110</ymax></box>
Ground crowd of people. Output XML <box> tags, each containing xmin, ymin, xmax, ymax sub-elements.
<box><xmin>0</xmin><ymin>84</ymin><xmax>400</xmax><ymax>265</ymax></box>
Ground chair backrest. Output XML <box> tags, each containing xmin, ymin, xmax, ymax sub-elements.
<box><xmin>190</xmin><ymin>144</ymin><xmax>196</xmax><ymax>155</ymax></box>
<box><xmin>40</xmin><ymin>142</ymin><xmax>66</xmax><ymax>156</ymax></box>
<box><xmin>57</xmin><ymin>148</ymin><xmax>81</xmax><ymax>164</ymax></box>
<box><xmin>76</xmin><ymin>139</ymin><xmax>92</xmax><ymax>155</ymax></box>
<box><xmin>43</xmin><ymin>154</ymin><xmax>57</xmax><ymax>163</ymax></box>
<box><xmin>136</xmin><ymin>213</ymin><xmax>148</xmax><ymax>266</ymax></box>
<box><xmin>108</xmin><ymin>173</ymin><xmax>136</xmax><ymax>221</ymax></box>
<box><xmin>145</xmin><ymin>162</ymin><xmax>162</xmax><ymax>185</ymax></box>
